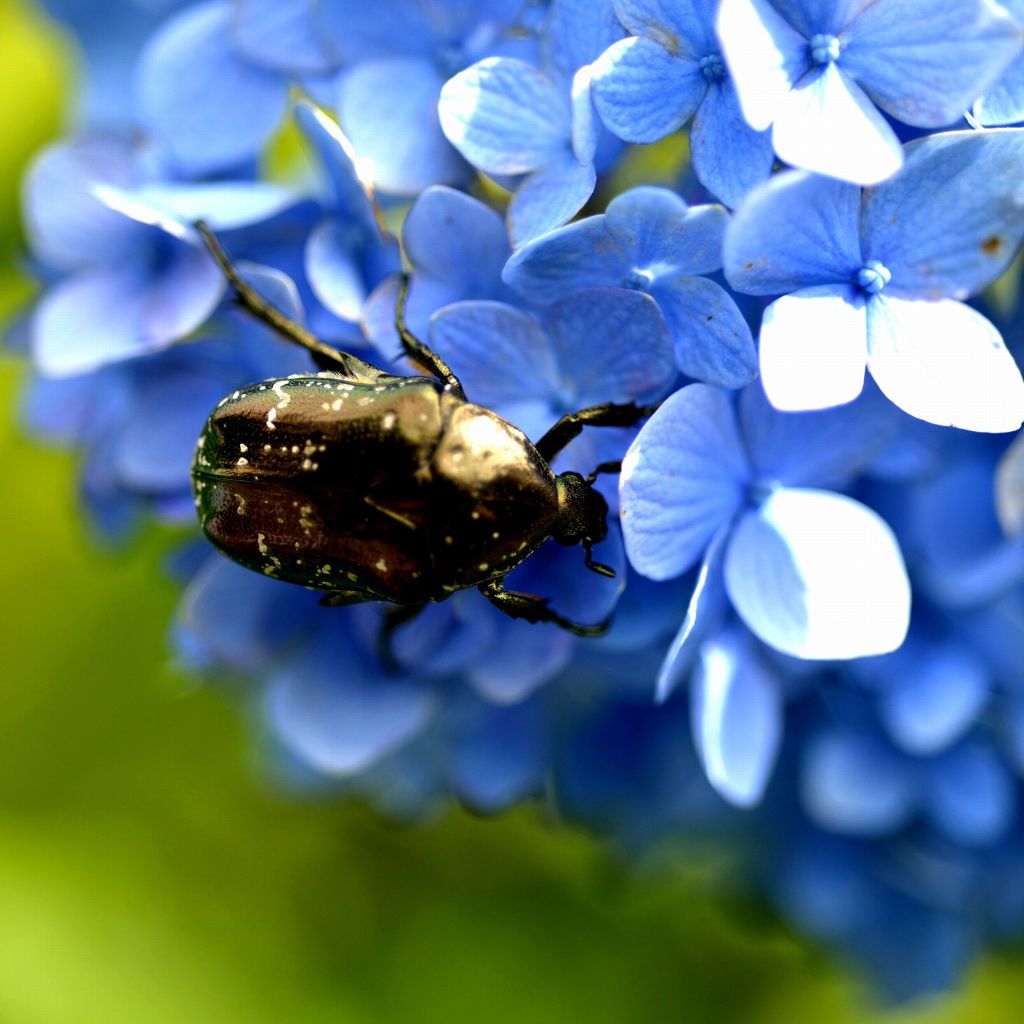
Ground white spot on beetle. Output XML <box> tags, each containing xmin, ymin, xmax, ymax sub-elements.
<box><xmin>236</xmin><ymin>457</ymin><xmax>248</xmax><ymax>467</ymax></box>
<box><xmin>376</xmin><ymin>558</ymin><xmax>388</xmax><ymax>572</ymax></box>
<box><xmin>479</xmin><ymin>563</ymin><xmax>489</xmax><ymax>571</ymax></box>
<box><xmin>356</xmin><ymin>396</ymin><xmax>373</xmax><ymax>407</ymax></box>
<box><xmin>239</xmin><ymin>443</ymin><xmax>248</xmax><ymax>453</ymax></box>
<box><xmin>273</xmin><ymin>380</ymin><xmax>291</xmax><ymax>409</ymax></box>
<box><xmin>266</xmin><ymin>407</ymin><xmax>277</xmax><ymax>430</ymax></box>
<box><xmin>382</xmin><ymin>413</ymin><xmax>396</xmax><ymax>430</ymax></box>
<box><xmin>257</xmin><ymin>533</ymin><xmax>269</xmax><ymax>555</ymax></box>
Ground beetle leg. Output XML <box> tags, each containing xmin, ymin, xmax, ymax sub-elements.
<box><xmin>535</xmin><ymin>402</ymin><xmax>661</xmax><ymax>463</ymax></box>
<box><xmin>478</xmin><ymin>578</ymin><xmax>611</xmax><ymax>638</ymax></box>
<box><xmin>583</xmin><ymin>539</ymin><xmax>616</xmax><ymax>578</ymax></box>
<box><xmin>195</xmin><ymin>221</ymin><xmax>385</xmax><ymax>383</ymax></box>
<box><xmin>394</xmin><ymin>273</ymin><xmax>467</xmax><ymax>400</ymax></box>
<box><xmin>377</xmin><ymin>602</ymin><xmax>427</xmax><ymax>671</ymax></box>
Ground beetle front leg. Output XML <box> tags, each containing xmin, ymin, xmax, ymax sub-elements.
<box><xmin>478</xmin><ymin>578</ymin><xmax>611</xmax><ymax>638</ymax></box>
<box><xmin>394</xmin><ymin>273</ymin><xmax>467</xmax><ymax>400</ymax></box>
<box><xmin>535</xmin><ymin>402</ymin><xmax>661</xmax><ymax>463</ymax></box>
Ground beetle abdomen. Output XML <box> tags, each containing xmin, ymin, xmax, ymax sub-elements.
<box><xmin>192</xmin><ymin>373</ymin><xmax>447</xmax><ymax>602</ymax></box>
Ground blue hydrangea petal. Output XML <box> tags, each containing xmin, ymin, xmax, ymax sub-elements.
<box><xmin>614</xmin><ymin>0</ymin><xmax>717</xmax><ymax>53</ymax></box>
<box><xmin>691</xmin><ymin>79</ymin><xmax>775</xmax><ymax>208</ymax></box>
<box><xmin>544</xmin><ymin>0</ymin><xmax>625</xmax><ymax>81</ymax></box>
<box><xmin>404</xmin><ymin>186</ymin><xmax>511</xmax><ymax>289</ymax></box>
<box><xmin>318</xmin><ymin>0</ymin><xmax>445</xmax><ymax>61</ymax></box>
<box><xmin>765</xmin><ymin>0</ymin><xmax>870</xmax><ymax>37</ymax></box>
<box><xmin>570</xmin><ymin>64</ymin><xmax>601</xmax><ymax>165</ymax></box>
<box><xmin>22</xmin><ymin>138</ymin><xmax>141</xmax><ymax>271</ymax></box>
<box><xmin>716</xmin><ymin>0</ymin><xmax>809</xmax><ymax>131</ymax></box>
<box><xmin>692</xmin><ymin>627</ymin><xmax>783</xmax><ymax>808</ymax></box>
<box><xmin>544</xmin><ymin>288</ymin><xmax>675</xmax><ymax>404</ymax></box>
<box><xmin>508</xmin><ymin>154</ymin><xmax>596</xmax><ymax>247</ymax></box>
<box><xmin>136</xmin><ymin>0</ymin><xmax>288</xmax><ymax>174</ymax></box>
<box><xmin>447</xmin><ymin>694</ymin><xmax>549</xmax><ymax>813</ymax></box>
<box><xmin>304</xmin><ymin>218</ymin><xmax>366</xmax><ymax>322</ymax></box>
<box><xmin>740</xmin><ymin>378</ymin><xmax>898</xmax><ymax>488</ymax></box>
<box><xmin>439</xmin><ymin>57</ymin><xmax>570</xmax><ymax>174</ymax></box>
<box><xmin>842</xmin><ymin>0</ymin><xmax>1023</xmax><ymax>128</ymax></box>
<box><xmin>391</xmin><ymin>597</ymin><xmax>497</xmax><ymax>678</ymax></box>
<box><xmin>620</xmin><ymin>385</ymin><xmax>748</xmax><ymax>580</ymax></box>
<box><xmin>33</xmin><ymin>250</ymin><xmax>224</xmax><ymax>377</ymax></box>
<box><xmin>467</xmin><ymin>617</ymin><xmax>576</xmax><ymax>705</ymax></box>
<box><xmin>759</xmin><ymin>285</ymin><xmax>868</xmax><ymax>411</ymax></box>
<box><xmin>231</xmin><ymin>0</ymin><xmax>337</xmax><ymax>75</ymax></box>
<box><xmin>654</xmin><ymin>525</ymin><xmax>730</xmax><ymax>702</ymax></box>
<box><xmin>924</xmin><ymin>743</ymin><xmax>1016</xmax><ymax>847</ymax></box>
<box><xmin>606</xmin><ymin>188</ymin><xmax>726</xmax><ymax>274</ymax></box>
<box><xmin>268</xmin><ymin>657</ymin><xmax>436</xmax><ymax>777</ymax></box>
<box><xmin>772</xmin><ymin>64</ymin><xmax>903</xmax><ymax>184</ymax></box>
<box><xmin>724</xmin><ymin>171</ymin><xmax>863</xmax><ymax>295</ymax></box>
<box><xmin>428</xmin><ymin>301</ymin><xmax>559</xmax><ymax>404</ymax></box>
<box><xmin>724</xmin><ymin>488</ymin><xmax>911</xmax><ymax>659</ymax></box>
<box><xmin>802</xmin><ymin>729</ymin><xmax>916</xmax><ymax>835</ymax></box>
<box><xmin>590</xmin><ymin>37</ymin><xmax>705</xmax><ymax>143</ymax></box>
<box><xmin>974</xmin><ymin>53</ymin><xmax>1024</xmax><ymax>125</ymax></box>
<box><xmin>877</xmin><ymin>643</ymin><xmax>988</xmax><ymax>756</ymax></box>
<box><xmin>996</xmin><ymin>431</ymin><xmax>1024</xmax><ymax>536</ymax></box>
<box><xmin>862</xmin><ymin>129</ymin><xmax>1024</xmax><ymax>301</ymax></box>
<box><xmin>866</xmin><ymin>296</ymin><xmax>1024</xmax><ymax>433</ymax></box>
<box><xmin>130</xmin><ymin>182</ymin><xmax>301</xmax><ymax>231</ymax></box>
<box><xmin>340</xmin><ymin>57</ymin><xmax>467</xmax><ymax>194</ymax></box>
<box><xmin>502</xmin><ymin>216</ymin><xmax>622</xmax><ymax>303</ymax></box>
<box><xmin>649</xmin><ymin>274</ymin><xmax>756</xmax><ymax>388</ymax></box>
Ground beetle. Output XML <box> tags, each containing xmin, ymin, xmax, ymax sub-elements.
<box><xmin>191</xmin><ymin>222</ymin><xmax>657</xmax><ymax>648</ymax></box>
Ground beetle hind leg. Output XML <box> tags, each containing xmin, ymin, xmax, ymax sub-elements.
<box><xmin>394</xmin><ymin>273</ymin><xmax>466</xmax><ymax>400</ymax></box>
<box><xmin>478</xmin><ymin>578</ymin><xmax>611</xmax><ymax>638</ymax></box>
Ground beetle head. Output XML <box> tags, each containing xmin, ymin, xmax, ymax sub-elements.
<box><xmin>553</xmin><ymin>472</ymin><xmax>615</xmax><ymax>577</ymax></box>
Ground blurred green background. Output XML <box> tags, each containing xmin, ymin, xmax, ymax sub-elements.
<box><xmin>1</xmin><ymin>1</ymin><xmax>1023</xmax><ymax>1020</ymax></box>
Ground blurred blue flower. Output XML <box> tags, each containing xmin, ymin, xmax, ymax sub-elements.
<box><xmin>717</xmin><ymin>0</ymin><xmax>1022</xmax><ymax>183</ymax></box>
<box><xmin>724</xmin><ymin>129</ymin><xmax>1024</xmax><ymax>430</ymax></box>
<box><xmin>590</xmin><ymin>0</ymin><xmax>774</xmax><ymax>207</ymax></box>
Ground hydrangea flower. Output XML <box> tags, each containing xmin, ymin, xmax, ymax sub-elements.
<box><xmin>590</xmin><ymin>0</ymin><xmax>774</xmax><ymax>207</ymax></box>
<box><xmin>503</xmin><ymin>185</ymin><xmax>756</xmax><ymax>387</ymax></box>
<box><xmin>974</xmin><ymin>0</ymin><xmax>1024</xmax><ymax>126</ymax></box>
<box><xmin>724</xmin><ymin>129</ymin><xmax>1024</xmax><ymax>431</ymax></box>
<box><xmin>717</xmin><ymin>0</ymin><xmax>1022</xmax><ymax>184</ymax></box>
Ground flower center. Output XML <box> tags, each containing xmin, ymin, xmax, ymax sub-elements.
<box><xmin>699</xmin><ymin>53</ymin><xmax>726</xmax><ymax>82</ymax></box>
<box><xmin>809</xmin><ymin>33</ymin><xmax>841</xmax><ymax>65</ymax></box>
<box><xmin>855</xmin><ymin>260</ymin><xmax>891</xmax><ymax>295</ymax></box>
<box><xmin>623</xmin><ymin>268</ymin><xmax>654</xmax><ymax>292</ymax></box>
<box><xmin>747</xmin><ymin>478</ymin><xmax>780</xmax><ymax>508</ymax></box>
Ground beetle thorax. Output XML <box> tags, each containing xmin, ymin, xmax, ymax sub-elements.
<box><xmin>553</xmin><ymin>472</ymin><xmax>608</xmax><ymax>547</ymax></box>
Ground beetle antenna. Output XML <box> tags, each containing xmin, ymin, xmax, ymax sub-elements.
<box><xmin>195</xmin><ymin>220</ymin><xmax>384</xmax><ymax>382</ymax></box>
<box><xmin>585</xmin><ymin>461</ymin><xmax>622</xmax><ymax>485</ymax></box>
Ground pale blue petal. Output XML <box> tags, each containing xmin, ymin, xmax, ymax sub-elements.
<box><xmin>136</xmin><ymin>0</ymin><xmax>288</xmax><ymax>173</ymax></box>
<box><xmin>339</xmin><ymin>57</ymin><xmax>466</xmax><ymax>194</ymax></box>
<box><xmin>758</xmin><ymin>285</ymin><xmax>868</xmax><ymax>411</ymax></box>
<box><xmin>691</xmin><ymin>79</ymin><xmax>775</xmax><ymax>208</ymax></box>
<box><xmin>768</xmin><ymin>0</ymin><xmax>871</xmax><ymax>37</ymax></box>
<box><xmin>650</xmin><ymin>275</ymin><xmax>757</xmax><ymax>388</ymax></box>
<box><xmin>591</xmin><ymin>37</ymin><xmax>705</xmax><ymax>143</ymax></box>
<box><xmin>606</xmin><ymin>189</ymin><xmax>727</xmax><ymax>274</ymax></box>
<box><xmin>843</xmin><ymin>0</ymin><xmax>1023</xmax><ymax>127</ymax></box>
<box><xmin>428</xmin><ymin>301</ymin><xmax>558</xmax><ymax>404</ymax></box>
<box><xmin>620</xmin><ymin>385</ymin><xmax>748</xmax><ymax>580</ymax></box>
<box><xmin>692</xmin><ymin>627</ymin><xmax>783</xmax><ymax>807</ymax></box>
<box><xmin>305</xmin><ymin>218</ymin><xmax>366</xmax><ymax>322</ymax></box>
<box><xmin>390</xmin><ymin>597</ymin><xmax>496</xmax><ymax>678</ymax></box>
<box><xmin>131</xmin><ymin>182</ymin><xmax>301</xmax><ymax>230</ymax></box>
<box><xmin>502</xmin><ymin>216</ymin><xmax>625</xmax><ymax>303</ymax></box>
<box><xmin>996</xmin><ymin>431</ymin><xmax>1024</xmax><ymax>536</ymax></box>
<box><xmin>772</xmin><ymin>64</ymin><xmax>903</xmax><ymax>185</ymax></box>
<box><xmin>544</xmin><ymin>288</ymin><xmax>675</xmax><ymax>404</ymax></box>
<box><xmin>654</xmin><ymin>526</ymin><xmax>730</xmax><ymax>701</ymax></box>
<box><xmin>468</xmin><ymin>618</ymin><xmax>575</xmax><ymax>704</ymax></box>
<box><xmin>878</xmin><ymin>643</ymin><xmax>988</xmax><ymax>756</ymax></box>
<box><xmin>925</xmin><ymin>743</ymin><xmax>1015</xmax><ymax>846</ymax></box>
<box><xmin>508</xmin><ymin>154</ymin><xmax>596</xmax><ymax>247</ymax></box>
<box><xmin>740</xmin><ymin>377</ymin><xmax>899</xmax><ymax>487</ymax></box>
<box><xmin>724</xmin><ymin>488</ymin><xmax>911</xmax><ymax>659</ymax></box>
<box><xmin>724</xmin><ymin>171</ymin><xmax>863</xmax><ymax>295</ymax></box>
<box><xmin>974</xmin><ymin>54</ymin><xmax>1024</xmax><ymax>125</ymax></box>
<box><xmin>802</xmin><ymin>729</ymin><xmax>916</xmax><ymax>835</ymax></box>
<box><xmin>570</xmin><ymin>64</ymin><xmax>600</xmax><ymax>165</ymax></box>
<box><xmin>231</xmin><ymin>0</ymin><xmax>336</xmax><ymax>75</ymax></box>
<box><xmin>716</xmin><ymin>0</ymin><xmax>809</xmax><ymax>131</ymax></box>
<box><xmin>544</xmin><ymin>0</ymin><xmax>625</xmax><ymax>80</ymax></box>
<box><xmin>614</xmin><ymin>0</ymin><xmax>718</xmax><ymax>54</ymax></box>
<box><xmin>862</xmin><ymin>129</ymin><xmax>1024</xmax><ymax>300</ymax></box>
<box><xmin>268</xmin><ymin>662</ymin><xmax>435</xmax><ymax>777</ymax></box>
<box><xmin>866</xmin><ymin>295</ymin><xmax>1024</xmax><ymax>433</ymax></box>
<box><xmin>439</xmin><ymin>57</ymin><xmax>570</xmax><ymax>174</ymax></box>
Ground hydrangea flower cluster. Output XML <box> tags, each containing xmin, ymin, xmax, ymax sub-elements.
<box><xmin>15</xmin><ymin>0</ymin><xmax>1024</xmax><ymax>1000</ymax></box>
